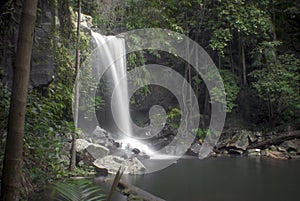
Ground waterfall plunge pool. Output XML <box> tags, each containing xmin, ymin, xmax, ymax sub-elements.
<box><xmin>113</xmin><ymin>157</ymin><xmax>300</xmax><ymax>201</ymax></box>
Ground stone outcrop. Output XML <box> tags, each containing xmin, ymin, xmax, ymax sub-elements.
<box><xmin>213</xmin><ymin>129</ymin><xmax>300</xmax><ymax>159</ymax></box>
<box><xmin>76</xmin><ymin>139</ymin><xmax>109</xmax><ymax>166</ymax></box>
<box><xmin>93</xmin><ymin>155</ymin><xmax>145</xmax><ymax>174</ymax></box>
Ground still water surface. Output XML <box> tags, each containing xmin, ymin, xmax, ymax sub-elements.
<box><xmin>121</xmin><ymin>157</ymin><xmax>300</xmax><ymax>201</ymax></box>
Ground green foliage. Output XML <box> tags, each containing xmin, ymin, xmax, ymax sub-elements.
<box><xmin>49</xmin><ymin>179</ymin><xmax>106</xmax><ymax>201</ymax></box>
<box><xmin>192</xmin><ymin>128</ymin><xmax>207</xmax><ymax>139</ymax></box>
<box><xmin>126</xmin><ymin>50</ymin><xmax>151</xmax><ymax>106</ymax></box>
<box><xmin>79</xmin><ymin>61</ymin><xmax>104</xmax><ymax>122</ymax></box>
<box><xmin>24</xmin><ymin>89</ymin><xmax>74</xmax><ymax>183</ymax></box>
<box><xmin>250</xmin><ymin>42</ymin><xmax>300</xmax><ymax>121</ymax></box>
<box><xmin>167</xmin><ymin>107</ymin><xmax>181</xmax><ymax>129</ymax></box>
<box><xmin>208</xmin><ymin>0</ymin><xmax>271</xmax><ymax>55</ymax></box>
<box><xmin>220</xmin><ymin>69</ymin><xmax>240</xmax><ymax>112</ymax></box>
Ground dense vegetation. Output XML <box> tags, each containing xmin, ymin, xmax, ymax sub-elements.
<box><xmin>0</xmin><ymin>0</ymin><xmax>299</xmax><ymax>199</ymax></box>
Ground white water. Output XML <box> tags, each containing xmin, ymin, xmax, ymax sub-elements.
<box><xmin>91</xmin><ymin>31</ymin><xmax>154</xmax><ymax>155</ymax></box>
<box><xmin>91</xmin><ymin>31</ymin><xmax>131</xmax><ymax>136</ymax></box>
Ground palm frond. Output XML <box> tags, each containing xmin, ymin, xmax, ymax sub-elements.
<box><xmin>50</xmin><ymin>179</ymin><xmax>106</xmax><ymax>201</ymax></box>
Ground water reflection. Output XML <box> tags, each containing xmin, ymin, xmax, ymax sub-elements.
<box><xmin>123</xmin><ymin>157</ymin><xmax>300</xmax><ymax>201</ymax></box>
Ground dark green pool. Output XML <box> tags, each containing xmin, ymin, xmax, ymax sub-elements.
<box><xmin>121</xmin><ymin>157</ymin><xmax>300</xmax><ymax>201</ymax></box>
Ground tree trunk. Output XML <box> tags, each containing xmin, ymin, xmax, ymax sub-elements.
<box><xmin>270</xmin><ymin>0</ymin><xmax>277</xmax><ymax>41</ymax></box>
<box><xmin>1</xmin><ymin>0</ymin><xmax>38</xmax><ymax>200</ymax></box>
<box><xmin>241</xmin><ymin>43</ymin><xmax>247</xmax><ymax>86</ymax></box>
<box><xmin>229</xmin><ymin>42</ymin><xmax>235</xmax><ymax>78</ymax></box>
<box><xmin>69</xmin><ymin>0</ymin><xmax>81</xmax><ymax>171</ymax></box>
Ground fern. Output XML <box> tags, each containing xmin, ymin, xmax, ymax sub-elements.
<box><xmin>50</xmin><ymin>179</ymin><xmax>106</xmax><ymax>201</ymax></box>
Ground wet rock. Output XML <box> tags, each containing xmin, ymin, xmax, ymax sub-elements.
<box><xmin>228</xmin><ymin>149</ymin><xmax>244</xmax><ymax>155</ymax></box>
<box><xmin>278</xmin><ymin>146</ymin><xmax>287</xmax><ymax>153</ymax></box>
<box><xmin>289</xmin><ymin>151</ymin><xmax>297</xmax><ymax>156</ymax></box>
<box><xmin>93</xmin><ymin>155</ymin><xmax>146</xmax><ymax>174</ymax></box>
<box><xmin>189</xmin><ymin>143</ymin><xmax>202</xmax><ymax>155</ymax></box>
<box><xmin>290</xmin><ymin>155</ymin><xmax>300</xmax><ymax>160</ymax></box>
<box><xmin>132</xmin><ymin>148</ymin><xmax>141</xmax><ymax>155</ymax></box>
<box><xmin>163</xmin><ymin>146</ymin><xmax>176</xmax><ymax>155</ymax></box>
<box><xmin>210</xmin><ymin>151</ymin><xmax>217</xmax><ymax>157</ymax></box>
<box><xmin>227</xmin><ymin>130</ymin><xmax>250</xmax><ymax>151</ymax></box>
<box><xmin>248</xmin><ymin>131</ymin><xmax>262</xmax><ymax>143</ymax></box>
<box><xmin>128</xmin><ymin>194</ymin><xmax>144</xmax><ymax>201</ymax></box>
<box><xmin>150</xmin><ymin>138</ymin><xmax>168</xmax><ymax>150</ymax></box>
<box><xmin>175</xmin><ymin>144</ymin><xmax>188</xmax><ymax>155</ymax></box>
<box><xmin>247</xmin><ymin>149</ymin><xmax>261</xmax><ymax>157</ymax></box>
<box><xmin>114</xmin><ymin>141</ymin><xmax>121</xmax><ymax>148</ymax></box>
<box><xmin>248</xmin><ymin>133</ymin><xmax>257</xmax><ymax>143</ymax></box>
<box><xmin>279</xmin><ymin>140</ymin><xmax>298</xmax><ymax>152</ymax></box>
<box><xmin>76</xmin><ymin>139</ymin><xmax>109</xmax><ymax>166</ymax></box>
<box><xmin>222</xmin><ymin>150</ymin><xmax>229</xmax><ymax>155</ymax></box>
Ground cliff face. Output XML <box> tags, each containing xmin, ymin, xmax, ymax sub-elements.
<box><xmin>1</xmin><ymin>1</ymin><xmax>64</xmax><ymax>88</ymax></box>
<box><xmin>30</xmin><ymin>0</ymin><xmax>55</xmax><ymax>88</ymax></box>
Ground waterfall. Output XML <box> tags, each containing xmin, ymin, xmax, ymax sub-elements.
<box><xmin>91</xmin><ymin>31</ymin><xmax>132</xmax><ymax>137</ymax></box>
<box><xmin>90</xmin><ymin>31</ymin><xmax>154</xmax><ymax>155</ymax></box>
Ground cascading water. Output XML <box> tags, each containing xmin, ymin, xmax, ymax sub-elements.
<box><xmin>90</xmin><ymin>31</ymin><xmax>154</xmax><ymax>155</ymax></box>
<box><xmin>91</xmin><ymin>31</ymin><xmax>131</xmax><ymax>137</ymax></box>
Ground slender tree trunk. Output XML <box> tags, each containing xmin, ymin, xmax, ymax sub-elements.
<box><xmin>69</xmin><ymin>0</ymin><xmax>81</xmax><ymax>171</ymax></box>
<box><xmin>203</xmin><ymin>89</ymin><xmax>210</xmax><ymax>126</ymax></box>
<box><xmin>230</xmin><ymin>42</ymin><xmax>235</xmax><ymax>78</ymax></box>
<box><xmin>218</xmin><ymin>54</ymin><xmax>221</xmax><ymax>69</ymax></box>
<box><xmin>1</xmin><ymin>0</ymin><xmax>38</xmax><ymax>200</ymax></box>
<box><xmin>270</xmin><ymin>0</ymin><xmax>277</xmax><ymax>41</ymax></box>
<box><xmin>182</xmin><ymin>38</ymin><xmax>190</xmax><ymax>128</ymax></box>
<box><xmin>241</xmin><ymin>43</ymin><xmax>247</xmax><ymax>86</ymax></box>
<box><xmin>267</xmin><ymin>93</ymin><xmax>274</xmax><ymax>123</ymax></box>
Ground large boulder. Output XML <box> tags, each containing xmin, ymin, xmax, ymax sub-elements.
<box><xmin>93</xmin><ymin>155</ymin><xmax>146</xmax><ymax>174</ymax></box>
<box><xmin>86</xmin><ymin>144</ymin><xmax>109</xmax><ymax>160</ymax></box>
<box><xmin>81</xmin><ymin>126</ymin><xmax>108</xmax><ymax>144</ymax></box>
<box><xmin>76</xmin><ymin>139</ymin><xmax>109</xmax><ymax>166</ymax></box>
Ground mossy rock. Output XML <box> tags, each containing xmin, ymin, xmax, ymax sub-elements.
<box><xmin>128</xmin><ymin>194</ymin><xmax>145</xmax><ymax>201</ymax></box>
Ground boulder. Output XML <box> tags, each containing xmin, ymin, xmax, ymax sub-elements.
<box><xmin>76</xmin><ymin>139</ymin><xmax>91</xmax><ymax>152</ymax></box>
<box><xmin>132</xmin><ymin>148</ymin><xmax>141</xmax><ymax>155</ymax></box>
<box><xmin>227</xmin><ymin>130</ymin><xmax>250</xmax><ymax>151</ymax></box>
<box><xmin>93</xmin><ymin>155</ymin><xmax>146</xmax><ymax>174</ymax></box>
<box><xmin>76</xmin><ymin>139</ymin><xmax>110</xmax><ymax>166</ymax></box>
<box><xmin>86</xmin><ymin>144</ymin><xmax>109</xmax><ymax>159</ymax></box>
<box><xmin>278</xmin><ymin>146</ymin><xmax>287</xmax><ymax>153</ymax></box>
<box><xmin>248</xmin><ymin>131</ymin><xmax>262</xmax><ymax>143</ymax></box>
<box><xmin>82</xmin><ymin>126</ymin><xmax>108</xmax><ymax>144</ymax></box>
<box><xmin>279</xmin><ymin>140</ymin><xmax>298</xmax><ymax>152</ymax></box>
<box><xmin>247</xmin><ymin>149</ymin><xmax>261</xmax><ymax>157</ymax></box>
